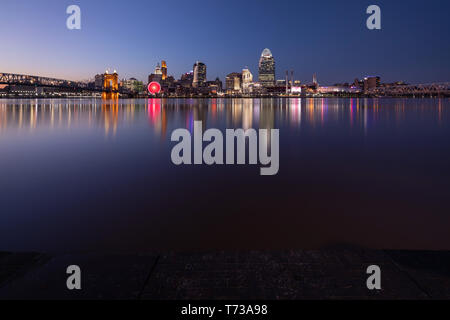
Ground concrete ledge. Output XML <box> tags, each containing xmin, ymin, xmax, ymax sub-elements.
<box><xmin>0</xmin><ymin>249</ymin><xmax>449</xmax><ymax>300</ymax></box>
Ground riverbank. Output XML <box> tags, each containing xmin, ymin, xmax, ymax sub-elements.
<box><xmin>1</xmin><ymin>94</ymin><xmax>449</xmax><ymax>99</ymax></box>
<box><xmin>1</xmin><ymin>248</ymin><xmax>449</xmax><ymax>299</ymax></box>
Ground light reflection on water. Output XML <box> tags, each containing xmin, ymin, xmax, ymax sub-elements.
<box><xmin>0</xmin><ymin>98</ymin><xmax>449</xmax><ymax>253</ymax></box>
<box><xmin>1</xmin><ymin>98</ymin><xmax>445</xmax><ymax>136</ymax></box>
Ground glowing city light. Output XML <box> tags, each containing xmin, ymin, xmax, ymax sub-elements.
<box><xmin>148</xmin><ymin>81</ymin><xmax>161</xmax><ymax>94</ymax></box>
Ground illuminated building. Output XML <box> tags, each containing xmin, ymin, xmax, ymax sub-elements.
<box><xmin>226</xmin><ymin>72</ymin><xmax>242</xmax><ymax>93</ymax></box>
<box><xmin>94</xmin><ymin>74</ymin><xmax>104</xmax><ymax>89</ymax></box>
<box><xmin>180</xmin><ymin>71</ymin><xmax>194</xmax><ymax>88</ymax></box>
<box><xmin>122</xmin><ymin>78</ymin><xmax>144</xmax><ymax>93</ymax></box>
<box><xmin>242</xmin><ymin>68</ymin><xmax>253</xmax><ymax>84</ymax></box>
<box><xmin>318</xmin><ymin>86</ymin><xmax>351</xmax><ymax>94</ymax></box>
<box><xmin>258</xmin><ymin>48</ymin><xmax>275</xmax><ymax>87</ymax></box>
<box><xmin>364</xmin><ymin>76</ymin><xmax>381</xmax><ymax>92</ymax></box>
<box><xmin>242</xmin><ymin>68</ymin><xmax>253</xmax><ymax>93</ymax></box>
<box><xmin>148</xmin><ymin>63</ymin><xmax>164</xmax><ymax>85</ymax></box>
<box><xmin>161</xmin><ymin>61</ymin><xmax>167</xmax><ymax>81</ymax></box>
<box><xmin>164</xmin><ymin>75</ymin><xmax>175</xmax><ymax>87</ymax></box>
<box><xmin>204</xmin><ymin>77</ymin><xmax>223</xmax><ymax>94</ymax></box>
<box><xmin>154</xmin><ymin>63</ymin><xmax>162</xmax><ymax>75</ymax></box>
<box><xmin>193</xmin><ymin>61</ymin><xmax>206</xmax><ymax>87</ymax></box>
<box><xmin>291</xmin><ymin>86</ymin><xmax>302</xmax><ymax>94</ymax></box>
<box><xmin>122</xmin><ymin>78</ymin><xmax>136</xmax><ymax>91</ymax></box>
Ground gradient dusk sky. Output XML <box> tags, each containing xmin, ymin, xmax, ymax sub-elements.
<box><xmin>1</xmin><ymin>0</ymin><xmax>449</xmax><ymax>84</ymax></box>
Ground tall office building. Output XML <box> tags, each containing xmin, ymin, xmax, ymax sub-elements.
<box><xmin>193</xmin><ymin>61</ymin><xmax>206</xmax><ymax>87</ymax></box>
<box><xmin>180</xmin><ymin>71</ymin><xmax>194</xmax><ymax>88</ymax></box>
<box><xmin>242</xmin><ymin>68</ymin><xmax>253</xmax><ymax>93</ymax></box>
<box><xmin>94</xmin><ymin>74</ymin><xmax>105</xmax><ymax>89</ymax></box>
<box><xmin>258</xmin><ymin>48</ymin><xmax>275</xmax><ymax>87</ymax></box>
<box><xmin>242</xmin><ymin>68</ymin><xmax>253</xmax><ymax>84</ymax></box>
<box><xmin>226</xmin><ymin>72</ymin><xmax>242</xmax><ymax>92</ymax></box>
<box><xmin>161</xmin><ymin>61</ymin><xmax>167</xmax><ymax>81</ymax></box>
<box><xmin>363</xmin><ymin>76</ymin><xmax>381</xmax><ymax>92</ymax></box>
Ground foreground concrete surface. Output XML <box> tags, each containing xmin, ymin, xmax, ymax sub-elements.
<box><xmin>0</xmin><ymin>249</ymin><xmax>449</xmax><ymax>299</ymax></box>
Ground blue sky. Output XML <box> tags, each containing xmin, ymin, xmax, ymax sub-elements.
<box><xmin>0</xmin><ymin>0</ymin><xmax>449</xmax><ymax>84</ymax></box>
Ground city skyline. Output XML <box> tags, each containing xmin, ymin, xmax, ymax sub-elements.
<box><xmin>1</xmin><ymin>0</ymin><xmax>449</xmax><ymax>85</ymax></box>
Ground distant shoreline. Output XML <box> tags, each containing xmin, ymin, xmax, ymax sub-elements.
<box><xmin>1</xmin><ymin>95</ymin><xmax>449</xmax><ymax>100</ymax></box>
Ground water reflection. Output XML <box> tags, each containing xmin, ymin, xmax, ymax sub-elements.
<box><xmin>1</xmin><ymin>98</ymin><xmax>450</xmax><ymax>252</ymax></box>
<box><xmin>1</xmin><ymin>98</ymin><xmax>447</xmax><ymax>138</ymax></box>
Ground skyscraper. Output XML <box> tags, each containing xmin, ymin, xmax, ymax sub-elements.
<box><xmin>258</xmin><ymin>48</ymin><xmax>275</xmax><ymax>87</ymax></box>
<box><xmin>242</xmin><ymin>68</ymin><xmax>253</xmax><ymax>93</ymax></box>
<box><xmin>193</xmin><ymin>61</ymin><xmax>206</xmax><ymax>88</ymax></box>
<box><xmin>180</xmin><ymin>71</ymin><xmax>194</xmax><ymax>88</ymax></box>
<box><xmin>161</xmin><ymin>60</ymin><xmax>167</xmax><ymax>81</ymax></box>
<box><xmin>363</xmin><ymin>76</ymin><xmax>380</xmax><ymax>92</ymax></box>
<box><xmin>242</xmin><ymin>68</ymin><xmax>253</xmax><ymax>84</ymax></box>
<box><xmin>226</xmin><ymin>72</ymin><xmax>242</xmax><ymax>92</ymax></box>
<box><xmin>94</xmin><ymin>74</ymin><xmax>105</xmax><ymax>89</ymax></box>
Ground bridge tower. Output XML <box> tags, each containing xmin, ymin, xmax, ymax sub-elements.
<box><xmin>102</xmin><ymin>70</ymin><xmax>119</xmax><ymax>99</ymax></box>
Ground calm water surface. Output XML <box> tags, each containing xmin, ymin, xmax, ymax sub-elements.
<box><xmin>0</xmin><ymin>98</ymin><xmax>449</xmax><ymax>253</ymax></box>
